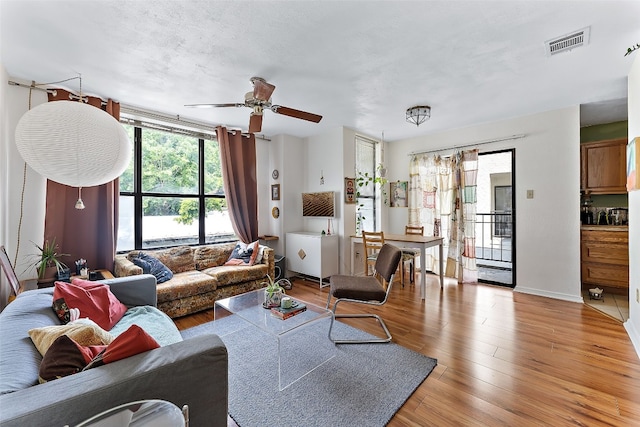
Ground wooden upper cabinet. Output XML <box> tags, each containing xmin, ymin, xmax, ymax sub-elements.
<box><xmin>580</xmin><ymin>138</ymin><xmax>627</xmax><ymax>194</ymax></box>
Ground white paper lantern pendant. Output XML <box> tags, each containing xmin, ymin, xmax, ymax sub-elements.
<box><xmin>15</xmin><ymin>100</ymin><xmax>132</xmax><ymax>208</ymax></box>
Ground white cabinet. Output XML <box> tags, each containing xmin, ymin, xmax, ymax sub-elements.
<box><xmin>286</xmin><ymin>232</ymin><xmax>339</xmax><ymax>288</ymax></box>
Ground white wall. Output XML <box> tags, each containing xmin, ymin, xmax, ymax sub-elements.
<box><xmin>385</xmin><ymin>107</ymin><xmax>582</xmax><ymax>302</ymax></box>
<box><xmin>2</xmin><ymin>74</ymin><xmax>48</xmax><ymax>282</ymax></box>
<box><xmin>624</xmin><ymin>53</ymin><xmax>640</xmax><ymax>357</ymax></box>
<box><xmin>1</xmin><ymin>63</ymin><xmax>8</xmax><ymax>307</ymax></box>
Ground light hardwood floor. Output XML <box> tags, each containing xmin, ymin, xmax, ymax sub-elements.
<box><xmin>174</xmin><ymin>275</ymin><xmax>640</xmax><ymax>426</ymax></box>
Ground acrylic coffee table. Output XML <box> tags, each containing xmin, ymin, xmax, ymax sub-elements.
<box><xmin>214</xmin><ymin>288</ymin><xmax>336</xmax><ymax>390</ymax></box>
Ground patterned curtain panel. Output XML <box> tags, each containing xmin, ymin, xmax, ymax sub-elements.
<box><xmin>408</xmin><ymin>149</ymin><xmax>478</xmax><ymax>283</ymax></box>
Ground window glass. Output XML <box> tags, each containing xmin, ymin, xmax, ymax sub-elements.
<box><xmin>141</xmin><ymin>129</ymin><xmax>198</xmax><ymax>194</ymax></box>
<box><xmin>355</xmin><ymin>136</ymin><xmax>378</xmax><ymax>231</ymax></box>
<box><xmin>204</xmin><ymin>139</ymin><xmax>224</xmax><ymax>195</ymax></box>
<box><xmin>120</xmin><ymin>124</ymin><xmax>135</xmax><ymax>193</ymax></box>
<box><xmin>116</xmin><ymin>123</ymin><xmax>236</xmax><ymax>252</ymax></box>
<box><xmin>142</xmin><ymin>196</ymin><xmax>199</xmax><ymax>248</ymax></box>
<box><xmin>117</xmin><ymin>195</ymin><xmax>135</xmax><ymax>251</ymax></box>
<box><xmin>205</xmin><ymin>198</ymin><xmax>235</xmax><ymax>243</ymax></box>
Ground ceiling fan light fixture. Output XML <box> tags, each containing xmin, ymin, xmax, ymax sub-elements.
<box><xmin>406</xmin><ymin>105</ymin><xmax>431</xmax><ymax>126</ymax></box>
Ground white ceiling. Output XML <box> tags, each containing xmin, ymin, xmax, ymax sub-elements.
<box><xmin>1</xmin><ymin>1</ymin><xmax>639</xmax><ymax>141</ymax></box>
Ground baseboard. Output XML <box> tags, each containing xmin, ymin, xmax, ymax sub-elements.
<box><xmin>513</xmin><ymin>286</ymin><xmax>584</xmax><ymax>304</ymax></box>
<box><xmin>624</xmin><ymin>320</ymin><xmax>640</xmax><ymax>360</ymax></box>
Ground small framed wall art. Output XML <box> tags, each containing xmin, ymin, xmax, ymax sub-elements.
<box><xmin>390</xmin><ymin>181</ymin><xmax>408</xmax><ymax>207</ymax></box>
<box><xmin>271</xmin><ymin>184</ymin><xmax>281</xmax><ymax>201</ymax></box>
<box><xmin>344</xmin><ymin>177</ymin><xmax>356</xmax><ymax>203</ymax></box>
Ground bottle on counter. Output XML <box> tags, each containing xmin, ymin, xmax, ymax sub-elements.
<box><xmin>581</xmin><ymin>198</ymin><xmax>594</xmax><ymax>225</ymax></box>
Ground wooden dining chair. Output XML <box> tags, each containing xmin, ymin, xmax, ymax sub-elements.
<box><xmin>362</xmin><ymin>231</ymin><xmax>385</xmax><ymax>277</ymax></box>
<box><xmin>400</xmin><ymin>225</ymin><xmax>424</xmax><ymax>286</ymax></box>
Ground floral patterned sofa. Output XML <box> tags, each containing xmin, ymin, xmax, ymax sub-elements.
<box><xmin>114</xmin><ymin>243</ymin><xmax>274</xmax><ymax>318</ymax></box>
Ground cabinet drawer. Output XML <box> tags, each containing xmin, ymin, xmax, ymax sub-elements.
<box><xmin>581</xmin><ymin>242</ymin><xmax>629</xmax><ymax>265</ymax></box>
<box><xmin>581</xmin><ymin>262</ymin><xmax>629</xmax><ymax>288</ymax></box>
<box><xmin>580</xmin><ymin>230</ymin><xmax>628</xmax><ymax>244</ymax></box>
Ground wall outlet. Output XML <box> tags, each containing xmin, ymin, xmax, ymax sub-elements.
<box><xmin>526</xmin><ymin>189</ymin><xmax>534</xmax><ymax>199</ymax></box>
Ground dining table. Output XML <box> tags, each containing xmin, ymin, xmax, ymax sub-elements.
<box><xmin>350</xmin><ymin>233</ymin><xmax>444</xmax><ymax>300</ymax></box>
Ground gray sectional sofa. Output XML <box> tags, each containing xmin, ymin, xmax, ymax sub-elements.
<box><xmin>0</xmin><ymin>274</ymin><xmax>228</xmax><ymax>427</ymax></box>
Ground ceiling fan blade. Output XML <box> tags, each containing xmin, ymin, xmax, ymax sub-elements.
<box><xmin>184</xmin><ymin>103</ymin><xmax>244</xmax><ymax>108</ymax></box>
<box><xmin>271</xmin><ymin>105</ymin><xmax>322</xmax><ymax>123</ymax></box>
<box><xmin>252</xmin><ymin>79</ymin><xmax>276</xmax><ymax>101</ymax></box>
<box><xmin>249</xmin><ymin>113</ymin><xmax>263</xmax><ymax>133</ymax></box>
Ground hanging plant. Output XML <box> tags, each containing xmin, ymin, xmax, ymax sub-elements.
<box><xmin>624</xmin><ymin>43</ymin><xmax>639</xmax><ymax>57</ymax></box>
<box><xmin>355</xmin><ymin>163</ymin><xmax>388</xmax><ymax>234</ymax></box>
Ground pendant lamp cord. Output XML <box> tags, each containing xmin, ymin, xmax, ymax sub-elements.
<box><xmin>13</xmin><ymin>86</ymin><xmax>33</xmax><ymax>266</ymax></box>
<box><xmin>13</xmin><ymin>75</ymin><xmax>84</xmax><ymax>265</ymax></box>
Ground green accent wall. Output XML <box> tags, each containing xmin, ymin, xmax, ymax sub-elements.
<box><xmin>580</xmin><ymin>120</ymin><xmax>628</xmax><ymax>143</ymax></box>
<box><xmin>580</xmin><ymin>120</ymin><xmax>629</xmax><ymax>207</ymax></box>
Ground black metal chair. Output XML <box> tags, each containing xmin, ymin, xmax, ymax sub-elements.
<box><xmin>326</xmin><ymin>243</ymin><xmax>402</xmax><ymax>344</ymax></box>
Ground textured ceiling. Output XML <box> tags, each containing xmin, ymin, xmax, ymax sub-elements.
<box><xmin>2</xmin><ymin>1</ymin><xmax>639</xmax><ymax>141</ymax></box>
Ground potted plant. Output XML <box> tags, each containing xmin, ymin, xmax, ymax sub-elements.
<box><xmin>261</xmin><ymin>274</ymin><xmax>291</xmax><ymax>308</ymax></box>
<box><xmin>28</xmin><ymin>238</ymin><xmax>69</xmax><ymax>285</ymax></box>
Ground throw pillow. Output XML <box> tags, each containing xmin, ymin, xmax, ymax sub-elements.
<box><xmin>52</xmin><ymin>298</ymin><xmax>80</xmax><ymax>324</ymax></box>
<box><xmin>52</xmin><ymin>297</ymin><xmax>71</xmax><ymax>324</ymax></box>
<box><xmin>38</xmin><ymin>335</ymin><xmax>105</xmax><ymax>383</ymax></box>
<box><xmin>225</xmin><ymin>241</ymin><xmax>259</xmax><ymax>266</ymax></box>
<box><xmin>55</xmin><ymin>279</ymin><xmax>128</xmax><ymax>330</ymax></box>
<box><xmin>28</xmin><ymin>319</ymin><xmax>114</xmax><ymax>356</ymax></box>
<box><xmin>84</xmin><ymin>324</ymin><xmax>160</xmax><ymax>370</ymax></box>
<box><xmin>254</xmin><ymin>245</ymin><xmax>267</xmax><ymax>264</ymax></box>
<box><xmin>132</xmin><ymin>252</ymin><xmax>173</xmax><ymax>284</ymax></box>
<box><xmin>131</xmin><ymin>256</ymin><xmax>151</xmax><ymax>274</ymax></box>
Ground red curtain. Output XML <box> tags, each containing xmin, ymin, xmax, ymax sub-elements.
<box><xmin>216</xmin><ymin>127</ymin><xmax>259</xmax><ymax>243</ymax></box>
<box><xmin>43</xmin><ymin>89</ymin><xmax>120</xmax><ymax>273</ymax></box>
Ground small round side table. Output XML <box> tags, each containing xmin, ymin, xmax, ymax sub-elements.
<box><xmin>70</xmin><ymin>400</ymin><xmax>188</xmax><ymax>427</ymax></box>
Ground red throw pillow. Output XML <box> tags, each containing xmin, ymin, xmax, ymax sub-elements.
<box><xmin>54</xmin><ymin>279</ymin><xmax>127</xmax><ymax>330</ymax></box>
<box><xmin>84</xmin><ymin>325</ymin><xmax>160</xmax><ymax>370</ymax></box>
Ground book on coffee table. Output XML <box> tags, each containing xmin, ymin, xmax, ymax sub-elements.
<box><xmin>270</xmin><ymin>302</ymin><xmax>307</xmax><ymax>320</ymax></box>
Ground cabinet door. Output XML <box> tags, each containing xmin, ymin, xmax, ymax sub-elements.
<box><xmin>580</xmin><ymin>139</ymin><xmax>627</xmax><ymax>194</ymax></box>
<box><xmin>581</xmin><ymin>262</ymin><xmax>629</xmax><ymax>289</ymax></box>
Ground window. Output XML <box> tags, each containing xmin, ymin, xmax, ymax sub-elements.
<box><xmin>355</xmin><ymin>135</ymin><xmax>379</xmax><ymax>232</ymax></box>
<box><xmin>493</xmin><ymin>185</ymin><xmax>512</xmax><ymax>237</ymax></box>
<box><xmin>117</xmin><ymin>124</ymin><xmax>235</xmax><ymax>251</ymax></box>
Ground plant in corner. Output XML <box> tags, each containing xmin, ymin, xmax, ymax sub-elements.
<box><xmin>27</xmin><ymin>238</ymin><xmax>69</xmax><ymax>284</ymax></box>
<box><xmin>261</xmin><ymin>274</ymin><xmax>291</xmax><ymax>308</ymax></box>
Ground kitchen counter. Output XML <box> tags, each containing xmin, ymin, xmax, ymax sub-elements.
<box><xmin>581</xmin><ymin>225</ymin><xmax>628</xmax><ymax>231</ymax></box>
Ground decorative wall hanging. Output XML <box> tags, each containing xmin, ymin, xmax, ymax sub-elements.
<box><xmin>390</xmin><ymin>181</ymin><xmax>408</xmax><ymax>207</ymax></box>
<box><xmin>271</xmin><ymin>184</ymin><xmax>280</xmax><ymax>200</ymax></box>
<box><xmin>301</xmin><ymin>191</ymin><xmax>335</xmax><ymax>217</ymax></box>
<box><xmin>271</xmin><ymin>206</ymin><xmax>280</xmax><ymax>219</ymax></box>
<box><xmin>344</xmin><ymin>177</ymin><xmax>356</xmax><ymax>203</ymax></box>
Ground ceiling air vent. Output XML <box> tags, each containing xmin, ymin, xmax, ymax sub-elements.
<box><xmin>545</xmin><ymin>26</ymin><xmax>590</xmax><ymax>57</ymax></box>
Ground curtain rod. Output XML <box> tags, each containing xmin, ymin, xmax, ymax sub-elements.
<box><xmin>408</xmin><ymin>134</ymin><xmax>526</xmax><ymax>156</ymax></box>
<box><xmin>8</xmin><ymin>79</ymin><xmax>271</xmax><ymax>141</ymax></box>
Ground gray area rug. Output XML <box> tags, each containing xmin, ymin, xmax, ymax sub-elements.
<box><xmin>182</xmin><ymin>314</ymin><xmax>437</xmax><ymax>427</ymax></box>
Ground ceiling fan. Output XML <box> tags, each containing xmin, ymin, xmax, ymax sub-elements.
<box><xmin>185</xmin><ymin>77</ymin><xmax>322</xmax><ymax>133</ymax></box>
